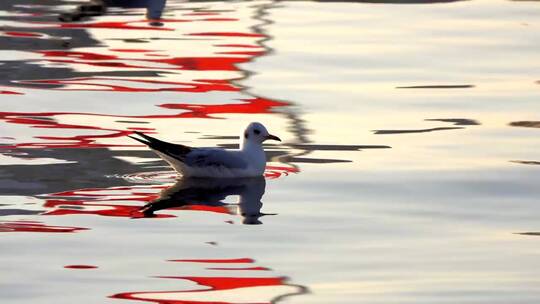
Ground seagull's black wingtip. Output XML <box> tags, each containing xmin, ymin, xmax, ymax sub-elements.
<box><xmin>128</xmin><ymin>134</ymin><xmax>149</xmax><ymax>146</ymax></box>
<box><xmin>132</xmin><ymin>131</ymin><xmax>161</xmax><ymax>143</ymax></box>
<box><xmin>127</xmin><ymin>131</ymin><xmax>192</xmax><ymax>160</ymax></box>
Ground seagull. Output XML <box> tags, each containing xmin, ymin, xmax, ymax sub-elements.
<box><xmin>128</xmin><ymin>122</ymin><xmax>281</xmax><ymax>178</ymax></box>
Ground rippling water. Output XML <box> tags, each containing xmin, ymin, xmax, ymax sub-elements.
<box><xmin>1</xmin><ymin>0</ymin><xmax>540</xmax><ymax>303</ymax></box>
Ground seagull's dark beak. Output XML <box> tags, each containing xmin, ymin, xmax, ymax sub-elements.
<box><xmin>265</xmin><ymin>134</ymin><xmax>281</xmax><ymax>142</ymax></box>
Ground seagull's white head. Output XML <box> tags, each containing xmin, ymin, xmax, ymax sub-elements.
<box><xmin>243</xmin><ymin>122</ymin><xmax>281</xmax><ymax>146</ymax></box>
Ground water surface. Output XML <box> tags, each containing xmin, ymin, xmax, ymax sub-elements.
<box><xmin>2</xmin><ymin>0</ymin><xmax>540</xmax><ymax>303</ymax></box>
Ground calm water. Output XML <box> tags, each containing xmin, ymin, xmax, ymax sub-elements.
<box><xmin>1</xmin><ymin>0</ymin><xmax>540</xmax><ymax>303</ymax></box>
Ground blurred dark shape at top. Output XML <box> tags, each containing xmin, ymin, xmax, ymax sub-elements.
<box><xmin>104</xmin><ymin>0</ymin><xmax>167</xmax><ymax>21</ymax></box>
<box><xmin>58</xmin><ymin>1</ymin><xmax>106</xmax><ymax>22</ymax></box>
<box><xmin>334</xmin><ymin>0</ymin><xmax>466</xmax><ymax>3</ymax></box>
<box><xmin>59</xmin><ymin>0</ymin><xmax>166</xmax><ymax>24</ymax></box>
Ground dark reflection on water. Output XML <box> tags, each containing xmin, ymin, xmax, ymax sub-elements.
<box><xmin>374</xmin><ymin>118</ymin><xmax>481</xmax><ymax>134</ymax></box>
<box><xmin>510</xmin><ymin>160</ymin><xmax>540</xmax><ymax>165</ymax></box>
<box><xmin>509</xmin><ymin>121</ymin><xmax>540</xmax><ymax>128</ymax></box>
<box><xmin>141</xmin><ymin>177</ymin><xmax>269</xmax><ymax>225</ymax></box>
<box><xmin>508</xmin><ymin>121</ymin><xmax>540</xmax><ymax>166</ymax></box>
<box><xmin>425</xmin><ymin>118</ymin><xmax>480</xmax><ymax>126</ymax></box>
<box><xmin>516</xmin><ymin>232</ymin><xmax>540</xmax><ymax>236</ymax></box>
<box><xmin>374</xmin><ymin>126</ymin><xmax>464</xmax><ymax>134</ymax></box>
<box><xmin>0</xmin><ymin>1</ymin><xmax>100</xmax><ymax>54</ymax></box>
<box><xmin>0</xmin><ymin>148</ymin><xmax>155</xmax><ymax>196</ymax></box>
<box><xmin>0</xmin><ymin>209</ymin><xmax>42</xmax><ymax>216</ymax></box>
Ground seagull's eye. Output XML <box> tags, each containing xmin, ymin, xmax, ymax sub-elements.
<box><xmin>254</xmin><ymin>129</ymin><xmax>261</xmax><ymax>135</ymax></box>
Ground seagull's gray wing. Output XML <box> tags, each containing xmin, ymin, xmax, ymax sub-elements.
<box><xmin>184</xmin><ymin>148</ymin><xmax>248</xmax><ymax>169</ymax></box>
<box><xmin>129</xmin><ymin>131</ymin><xmax>192</xmax><ymax>161</ymax></box>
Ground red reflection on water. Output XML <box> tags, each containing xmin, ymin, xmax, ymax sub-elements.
<box><xmin>110</xmin><ymin>257</ymin><xmax>301</xmax><ymax>304</ymax></box>
<box><xmin>64</xmin><ymin>265</ymin><xmax>98</xmax><ymax>269</ymax></box>
<box><xmin>20</xmin><ymin>77</ymin><xmax>239</xmax><ymax>92</ymax></box>
<box><xmin>1</xmin><ymin>2</ymin><xmax>303</xmax><ymax>245</ymax></box>
<box><xmin>33</xmin><ymin>130</ymin><xmax>136</xmax><ymax>149</ymax></box>
<box><xmin>0</xmin><ymin>221</ymin><xmax>88</xmax><ymax>233</ymax></box>
<box><xmin>0</xmin><ymin>10</ymin><xmax>285</xmax><ymax>150</ymax></box>
<box><xmin>111</xmin><ymin>276</ymin><xmax>289</xmax><ymax>304</ymax></box>
<box><xmin>158</xmin><ymin>276</ymin><xmax>285</xmax><ymax>290</ymax></box>
<box><xmin>38</xmin><ymin>50</ymin><xmax>117</xmax><ymax>60</ymax></box>
<box><xmin>35</xmin><ymin>163</ymin><xmax>291</xmax><ymax>223</ymax></box>
<box><xmin>4</xmin><ymin>31</ymin><xmax>43</xmax><ymax>38</ymax></box>
<box><xmin>264</xmin><ymin>166</ymin><xmax>299</xmax><ymax>179</ymax></box>
<box><xmin>0</xmin><ymin>7</ymin><xmax>297</xmax><ymax>176</ymax></box>
<box><xmin>43</xmin><ymin>199</ymin><xmax>232</xmax><ymax>218</ymax></box>
<box><xmin>159</xmin><ymin>98</ymin><xmax>289</xmax><ymax>118</ymax></box>
<box><xmin>43</xmin><ymin>199</ymin><xmax>171</xmax><ymax>218</ymax></box>
<box><xmin>33</xmin><ymin>38</ymin><xmax>261</xmax><ymax>72</ymax></box>
<box><xmin>0</xmin><ymin>116</ymin><xmax>137</xmax><ymax>148</ymax></box>
<box><xmin>144</xmin><ymin>57</ymin><xmax>250</xmax><ymax>71</ymax></box>
<box><xmin>42</xmin><ymin>185</ymin><xmax>175</xmax><ymax>218</ymax></box>
<box><xmin>168</xmin><ymin>258</ymin><xmax>254</xmax><ymax>263</ymax></box>
<box><xmin>110</xmin><ymin>258</ymin><xmax>307</xmax><ymax>304</ymax></box>
<box><xmin>206</xmin><ymin>267</ymin><xmax>270</xmax><ymax>271</ymax></box>
<box><xmin>41</xmin><ymin>184</ymin><xmax>237</xmax><ymax>219</ymax></box>
<box><xmin>110</xmin><ymin>49</ymin><xmax>160</xmax><ymax>53</ymax></box>
<box><xmin>0</xmin><ymin>96</ymin><xmax>287</xmax><ymax>148</ymax></box>
<box><xmin>0</xmin><ymin>90</ymin><xmax>23</xmax><ymax>95</ymax></box>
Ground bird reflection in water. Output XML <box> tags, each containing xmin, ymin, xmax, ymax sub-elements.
<box><xmin>140</xmin><ymin>177</ymin><xmax>271</xmax><ymax>225</ymax></box>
